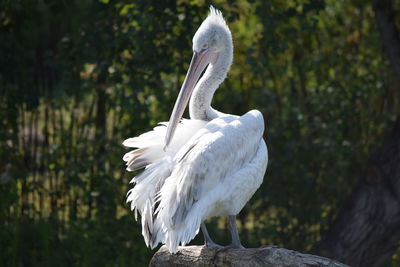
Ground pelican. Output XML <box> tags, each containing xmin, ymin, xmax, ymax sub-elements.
<box><xmin>123</xmin><ymin>6</ymin><xmax>268</xmax><ymax>253</ymax></box>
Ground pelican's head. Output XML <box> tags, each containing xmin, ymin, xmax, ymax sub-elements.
<box><xmin>164</xmin><ymin>6</ymin><xmax>232</xmax><ymax>149</ymax></box>
<box><xmin>192</xmin><ymin>6</ymin><xmax>233</xmax><ymax>54</ymax></box>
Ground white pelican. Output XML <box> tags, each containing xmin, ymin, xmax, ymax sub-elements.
<box><xmin>123</xmin><ymin>6</ymin><xmax>268</xmax><ymax>253</ymax></box>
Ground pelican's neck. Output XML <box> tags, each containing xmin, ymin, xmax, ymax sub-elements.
<box><xmin>189</xmin><ymin>48</ymin><xmax>233</xmax><ymax>121</ymax></box>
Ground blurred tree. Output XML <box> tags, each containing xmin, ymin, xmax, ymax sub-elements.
<box><xmin>312</xmin><ymin>0</ymin><xmax>400</xmax><ymax>266</ymax></box>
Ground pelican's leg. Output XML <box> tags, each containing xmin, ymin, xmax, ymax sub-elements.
<box><xmin>201</xmin><ymin>223</ymin><xmax>222</xmax><ymax>248</ymax></box>
<box><xmin>227</xmin><ymin>215</ymin><xmax>245</xmax><ymax>249</ymax></box>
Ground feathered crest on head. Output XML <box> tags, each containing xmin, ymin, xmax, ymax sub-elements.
<box><xmin>192</xmin><ymin>5</ymin><xmax>232</xmax><ymax>50</ymax></box>
<box><xmin>206</xmin><ymin>5</ymin><xmax>228</xmax><ymax>27</ymax></box>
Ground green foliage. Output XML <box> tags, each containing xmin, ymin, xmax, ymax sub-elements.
<box><xmin>0</xmin><ymin>0</ymin><xmax>399</xmax><ymax>266</ymax></box>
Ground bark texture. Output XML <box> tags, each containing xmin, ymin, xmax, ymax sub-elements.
<box><xmin>150</xmin><ymin>245</ymin><xmax>348</xmax><ymax>267</ymax></box>
<box><xmin>312</xmin><ymin>117</ymin><xmax>400</xmax><ymax>266</ymax></box>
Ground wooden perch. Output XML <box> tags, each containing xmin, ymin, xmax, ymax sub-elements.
<box><xmin>149</xmin><ymin>245</ymin><xmax>349</xmax><ymax>267</ymax></box>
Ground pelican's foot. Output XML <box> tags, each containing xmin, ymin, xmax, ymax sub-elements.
<box><xmin>204</xmin><ymin>241</ymin><xmax>223</xmax><ymax>249</ymax></box>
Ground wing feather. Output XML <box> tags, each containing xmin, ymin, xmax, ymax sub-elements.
<box><xmin>154</xmin><ymin>110</ymin><xmax>266</xmax><ymax>251</ymax></box>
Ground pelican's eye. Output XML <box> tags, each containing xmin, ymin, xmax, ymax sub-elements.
<box><xmin>202</xmin><ymin>43</ymin><xmax>208</xmax><ymax>50</ymax></box>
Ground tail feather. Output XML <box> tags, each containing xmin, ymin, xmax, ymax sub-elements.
<box><xmin>123</xmin><ymin>119</ymin><xmax>206</xmax><ymax>250</ymax></box>
<box><xmin>152</xmin><ymin>203</ymin><xmax>203</xmax><ymax>253</ymax></box>
<box><xmin>126</xmin><ymin>159</ymin><xmax>172</xmax><ymax>245</ymax></box>
<box><xmin>123</xmin><ymin>123</ymin><xmax>172</xmax><ymax>247</ymax></box>
<box><xmin>126</xmin><ymin>156</ymin><xmax>151</xmax><ymax>172</ymax></box>
<box><xmin>152</xmin><ymin>171</ymin><xmax>205</xmax><ymax>253</ymax></box>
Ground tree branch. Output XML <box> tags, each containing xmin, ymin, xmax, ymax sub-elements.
<box><xmin>150</xmin><ymin>245</ymin><xmax>349</xmax><ymax>267</ymax></box>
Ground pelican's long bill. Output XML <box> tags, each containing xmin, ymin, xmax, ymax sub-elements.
<box><xmin>164</xmin><ymin>49</ymin><xmax>217</xmax><ymax>149</ymax></box>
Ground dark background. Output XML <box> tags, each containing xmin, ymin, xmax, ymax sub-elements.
<box><xmin>1</xmin><ymin>0</ymin><xmax>400</xmax><ymax>266</ymax></box>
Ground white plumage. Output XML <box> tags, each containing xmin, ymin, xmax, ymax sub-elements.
<box><xmin>123</xmin><ymin>6</ymin><xmax>268</xmax><ymax>253</ymax></box>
